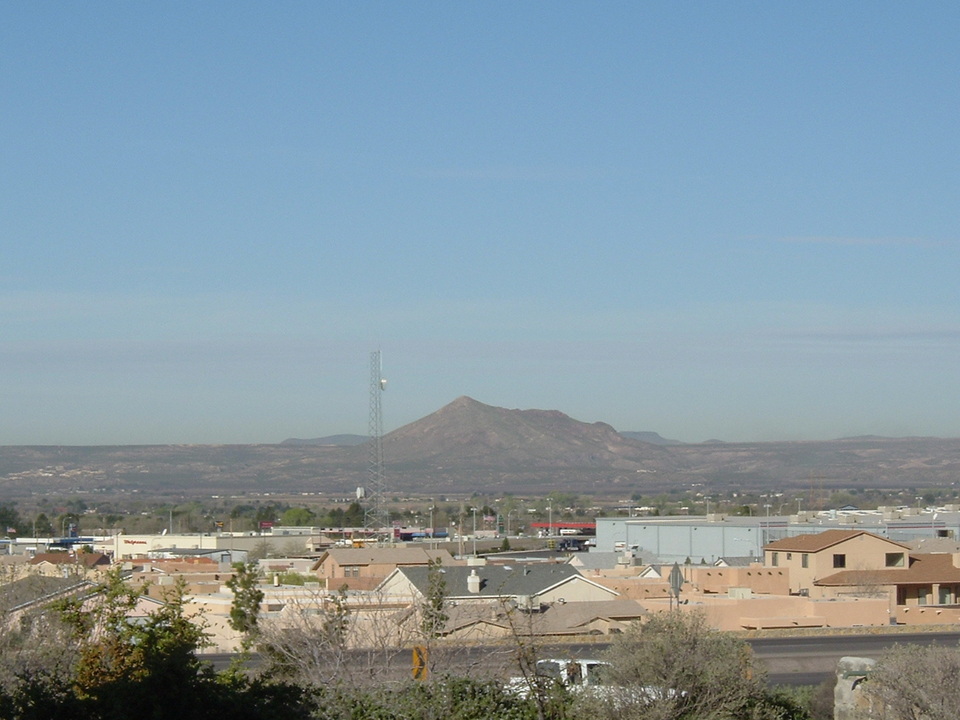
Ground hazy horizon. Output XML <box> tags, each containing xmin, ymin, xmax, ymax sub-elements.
<box><xmin>1</xmin><ymin>394</ymin><xmax>957</xmax><ymax>447</ymax></box>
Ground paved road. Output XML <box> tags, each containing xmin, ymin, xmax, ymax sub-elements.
<box><xmin>752</xmin><ymin>631</ymin><xmax>960</xmax><ymax>686</ymax></box>
<box><xmin>202</xmin><ymin>630</ymin><xmax>960</xmax><ymax>688</ymax></box>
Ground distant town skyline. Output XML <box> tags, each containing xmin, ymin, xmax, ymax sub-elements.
<box><xmin>2</xmin><ymin>4</ymin><xmax>959</xmax><ymax>445</ymax></box>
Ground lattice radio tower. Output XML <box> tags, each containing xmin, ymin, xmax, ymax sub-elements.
<box><xmin>364</xmin><ymin>350</ymin><xmax>389</xmax><ymax>538</ymax></box>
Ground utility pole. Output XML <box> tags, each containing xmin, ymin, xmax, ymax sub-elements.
<box><xmin>471</xmin><ymin>507</ymin><xmax>478</xmax><ymax>557</ymax></box>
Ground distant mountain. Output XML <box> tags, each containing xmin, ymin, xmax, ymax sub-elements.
<box><xmin>4</xmin><ymin>397</ymin><xmax>960</xmax><ymax>500</ymax></box>
<box><xmin>281</xmin><ymin>434</ymin><xmax>367</xmax><ymax>447</ymax></box>
<box><xmin>380</xmin><ymin>396</ymin><xmax>673</xmax><ymax>470</ymax></box>
<box><xmin>619</xmin><ymin>431</ymin><xmax>684</xmax><ymax>446</ymax></box>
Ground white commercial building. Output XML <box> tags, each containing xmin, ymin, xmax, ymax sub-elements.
<box><xmin>595</xmin><ymin>507</ymin><xmax>960</xmax><ymax>564</ymax></box>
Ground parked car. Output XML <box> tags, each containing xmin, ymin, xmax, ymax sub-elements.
<box><xmin>507</xmin><ymin>658</ymin><xmax>681</xmax><ymax>707</ymax></box>
<box><xmin>506</xmin><ymin>658</ymin><xmax>613</xmax><ymax>697</ymax></box>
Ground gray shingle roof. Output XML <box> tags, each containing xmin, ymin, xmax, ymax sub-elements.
<box><xmin>0</xmin><ymin>575</ymin><xmax>90</xmax><ymax>613</ymax></box>
<box><xmin>396</xmin><ymin>563</ymin><xmax>583</xmax><ymax>598</ymax></box>
<box><xmin>312</xmin><ymin>547</ymin><xmax>453</xmax><ymax>570</ymax></box>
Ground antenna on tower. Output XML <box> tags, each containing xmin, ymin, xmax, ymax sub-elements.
<box><xmin>364</xmin><ymin>350</ymin><xmax>389</xmax><ymax>540</ymax></box>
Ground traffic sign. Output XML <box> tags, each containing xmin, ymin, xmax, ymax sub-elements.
<box><xmin>669</xmin><ymin>562</ymin><xmax>685</xmax><ymax>597</ymax></box>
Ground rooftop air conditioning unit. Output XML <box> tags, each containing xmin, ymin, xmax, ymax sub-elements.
<box><xmin>515</xmin><ymin>594</ymin><xmax>539</xmax><ymax>612</ymax></box>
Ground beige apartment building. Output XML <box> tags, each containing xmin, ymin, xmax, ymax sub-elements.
<box><xmin>764</xmin><ymin>528</ymin><xmax>960</xmax><ymax>624</ymax></box>
<box><xmin>764</xmin><ymin>530</ymin><xmax>910</xmax><ymax>596</ymax></box>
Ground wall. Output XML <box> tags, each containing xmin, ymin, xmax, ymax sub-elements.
<box><xmin>687</xmin><ymin>565</ymin><xmax>790</xmax><ymax>595</ymax></box>
<box><xmin>596</xmin><ymin>519</ymin><xmax>768</xmax><ymax>562</ymax></box>
<box><xmin>637</xmin><ymin>594</ymin><xmax>890</xmax><ymax>632</ymax></box>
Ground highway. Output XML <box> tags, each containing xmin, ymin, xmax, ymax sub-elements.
<box><xmin>751</xmin><ymin>631</ymin><xmax>960</xmax><ymax>686</ymax></box>
<box><xmin>202</xmin><ymin>630</ymin><xmax>960</xmax><ymax>688</ymax></box>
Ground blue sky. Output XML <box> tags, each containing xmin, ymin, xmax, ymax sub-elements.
<box><xmin>2</xmin><ymin>3</ymin><xmax>959</xmax><ymax>444</ymax></box>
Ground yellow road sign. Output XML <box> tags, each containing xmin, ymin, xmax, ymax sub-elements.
<box><xmin>412</xmin><ymin>645</ymin><xmax>428</xmax><ymax>681</ymax></box>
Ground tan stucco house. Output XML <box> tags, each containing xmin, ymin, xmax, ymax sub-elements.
<box><xmin>764</xmin><ymin>530</ymin><xmax>910</xmax><ymax>596</ymax></box>
<box><xmin>311</xmin><ymin>547</ymin><xmax>456</xmax><ymax>589</ymax></box>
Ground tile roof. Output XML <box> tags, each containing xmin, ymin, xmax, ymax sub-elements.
<box><xmin>763</xmin><ymin>530</ymin><xmax>908</xmax><ymax>553</ymax></box>
<box><xmin>816</xmin><ymin>553</ymin><xmax>960</xmax><ymax>587</ymax></box>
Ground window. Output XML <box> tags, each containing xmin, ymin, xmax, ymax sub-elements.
<box><xmin>801</xmin><ymin>553</ymin><xmax>809</xmax><ymax>568</ymax></box>
<box><xmin>536</xmin><ymin>661</ymin><xmax>563</xmax><ymax>680</ymax></box>
<box><xmin>787</xmin><ymin>553</ymin><xmax>792</xmax><ymax>560</ymax></box>
<box><xmin>885</xmin><ymin>552</ymin><xmax>905</xmax><ymax>568</ymax></box>
<box><xmin>833</xmin><ymin>554</ymin><xmax>846</xmax><ymax>568</ymax></box>
<box><xmin>771</xmin><ymin>552</ymin><xmax>779</xmax><ymax>567</ymax></box>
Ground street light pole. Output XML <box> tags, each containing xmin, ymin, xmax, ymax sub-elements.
<box><xmin>471</xmin><ymin>507</ymin><xmax>478</xmax><ymax>557</ymax></box>
<box><xmin>547</xmin><ymin>505</ymin><xmax>552</xmax><ymax>537</ymax></box>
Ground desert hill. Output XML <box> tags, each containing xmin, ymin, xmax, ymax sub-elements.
<box><xmin>619</xmin><ymin>431</ymin><xmax>684</xmax><ymax>446</ymax></box>
<box><xmin>1</xmin><ymin>398</ymin><xmax>960</xmax><ymax>499</ymax></box>
<box><xmin>280</xmin><ymin>434</ymin><xmax>367</xmax><ymax>447</ymax></box>
<box><xmin>381</xmin><ymin>396</ymin><xmax>673</xmax><ymax>470</ymax></box>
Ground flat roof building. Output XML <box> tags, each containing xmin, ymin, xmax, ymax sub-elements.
<box><xmin>595</xmin><ymin>507</ymin><xmax>959</xmax><ymax>564</ymax></box>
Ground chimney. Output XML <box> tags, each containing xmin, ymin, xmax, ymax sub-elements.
<box><xmin>467</xmin><ymin>569</ymin><xmax>481</xmax><ymax>594</ymax></box>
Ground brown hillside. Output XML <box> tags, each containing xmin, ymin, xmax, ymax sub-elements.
<box><xmin>382</xmin><ymin>396</ymin><xmax>673</xmax><ymax>470</ymax></box>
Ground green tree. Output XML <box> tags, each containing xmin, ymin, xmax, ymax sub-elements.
<box><xmin>588</xmin><ymin>611</ymin><xmax>792</xmax><ymax>720</ymax></box>
<box><xmin>37</xmin><ymin>571</ymin><xmax>315</xmax><ymax>720</ymax></box>
<box><xmin>343</xmin><ymin>501</ymin><xmax>364</xmax><ymax>526</ymax></box>
<box><xmin>226</xmin><ymin>562</ymin><xmax>264</xmax><ymax>653</ymax></box>
<box><xmin>254</xmin><ymin>504</ymin><xmax>281</xmax><ymax>527</ymax></box>
<box><xmin>231</xmin><ymin>504</ymin><xmax>255</xmax><ymax>519</ymax></box>
<box><xmin>280</xmin><ymin>506</ymin><xmax>317</xmax><ymax>526</ymax></box>
<box><xmin>420</xmin><ymin>558</ymin><xmax>448</xmax><ymax>640</ymax></box>
<box><xmin>312</xmin><ymin>677</ymin><xmax>539</xmax><ymax>720</ymax></box>
<box><xmin>0</xmin><ymin>505</ymin><xmax>22</xmax><ymax>535</ymax></box>
<box><xmin>56</xmin><ymin>570</ymin><xmax>214</xmax><ymax>718</ymax></box>
<box><xmin>32</xmin><ymin>512</ymin><xmax>54</xmax><ymax>536</ymax></box>
<box><xmin>56</xmin><ymin>512</ymin><xmax>80</xmax><ymax>537</ymax></box>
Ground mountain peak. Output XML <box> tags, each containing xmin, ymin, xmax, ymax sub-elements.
<box><xmin>384</xmin><ymin>397</ymin><xmax>666</xmax><ymax>470</ymax></box>
<box><xmin>442</xmin><ymin>395</ymin><xmax>484</xmax><ymax>410</ymax></box>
